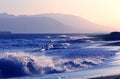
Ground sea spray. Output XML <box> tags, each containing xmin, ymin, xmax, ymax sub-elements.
<box><xmin>0</xmin><ymin>52</ymin><xmax>105</xmax><ymax>78</ymax></box>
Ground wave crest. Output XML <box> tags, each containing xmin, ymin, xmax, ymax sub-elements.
<box><xmin>0</xmin><ymin>52</ymin><xmax>59</xmax><ymax>78</ymax></box>
<box><xmin>0</xmin><ymin>52</ymin><xmax>104</xmax><ymax>78</ymax></box>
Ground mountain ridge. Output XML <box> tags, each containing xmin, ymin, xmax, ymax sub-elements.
<box><xmin>0</xmin><ymin>13</ymin><xmax>111</xmax><ymax>33</ymax></box>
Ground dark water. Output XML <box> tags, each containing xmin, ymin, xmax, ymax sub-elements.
<box><xmin>0</xmin><ymin>34</ymin><xmax>116</xmax><ymax>78</ymax></box>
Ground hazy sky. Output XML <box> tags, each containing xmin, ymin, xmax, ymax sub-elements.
<box><xmin>0</xmin><ymin>0</ymin><xmax>120</xmax><ymax>28</ymax></box>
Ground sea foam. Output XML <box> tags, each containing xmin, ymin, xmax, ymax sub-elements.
<box><xmin>0</xmin><ymin>52</ymin><xmax>104</xmax><ymax>78</ymax></box>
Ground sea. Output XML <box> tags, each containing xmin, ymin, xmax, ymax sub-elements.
<box><xmin>0</xmin><ymin>34</ymin><xmax>120</xmax><ymax>79</ymax></box>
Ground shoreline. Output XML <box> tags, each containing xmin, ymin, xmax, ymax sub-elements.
<box><xmin>89</xmin><ymin>74</ymin><xmax>120</xmax><ymax>79</ymax></box>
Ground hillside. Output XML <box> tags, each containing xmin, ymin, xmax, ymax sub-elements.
<box><xmin>0</xmin><ymin>13</ymin><xmax>109</xmax><ymax>33</ymax></box>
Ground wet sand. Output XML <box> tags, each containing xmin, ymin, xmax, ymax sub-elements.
<box><xmin>89</xmin><ymin>74</ymin><xmax>120</xmax><ymax>79</ymax></box>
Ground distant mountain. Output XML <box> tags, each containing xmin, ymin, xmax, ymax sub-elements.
<box><xmin>0</xmin><ymin>13</ymin><xmax>111</xmax><ymax>33</ymax></box>
<box><xmin>101</xmin><ymin>31</ymin><xmax>120</xmax><ymax>41</ymax></box>
<box><xmin>0</xmin><ymin>13</ymin><xmax>73</xmax><ymax>33</ymax></box>
<box><xmin>0</xmin><ymin>13</ymin><xmax>15</xmax><ymax>18</ymax></box>
<box><xmin>32</xmin><ymin>13</ymin><xmax>111</xmax><ymax>33</ymax></box>
<box><xmin>0</xmin><ymin>31</ymin><xmax>12</xmax><ymax>34</ymax></box>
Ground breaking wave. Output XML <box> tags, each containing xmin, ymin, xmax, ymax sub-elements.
<box><xmin>0</xmin><ymin>52</ymin><xmax>104</xmax><ymax>78</ymax></box>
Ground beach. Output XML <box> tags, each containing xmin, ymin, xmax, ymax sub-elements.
<box><xmin>90</xmin><ymin>75</ymin><xmax>120</xmax><ymax>79</ymax></box>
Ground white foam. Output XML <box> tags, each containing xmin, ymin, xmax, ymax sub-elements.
<box><xmin>0</xmin><ymin>52</ymin><xmax>56</xmax><ymax>75</ymax></box>
<box><xmin>59</xmin><ymin>35</ymin><xmax>69</xmax><ymax>38</ymax></box>
<box><xmin>0</xmin><ymin>52</ymin><xmax>104</xmax><ymax>74</ymax></box>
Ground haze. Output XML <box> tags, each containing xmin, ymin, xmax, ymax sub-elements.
<box><xmin>0</xmin><ymin>0</ymin><xmax>120</xmax><ymax>32</ymax></box>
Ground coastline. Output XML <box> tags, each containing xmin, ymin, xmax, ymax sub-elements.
<box><xmin>88</xmin><ymin>51</ymin><xmax>120</xmax><ymax>79</ymax></box>
<box><xmin>89</xmin><ymin>74</ymin><xmax>120</xmax><ymax>79</ymax></box>
<box><xmin>1</xmin><ymin>33</ymin><xmax>120</xmax><ymax>79</ymax></box>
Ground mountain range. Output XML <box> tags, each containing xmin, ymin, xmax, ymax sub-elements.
<box><xmin>0</xmin><ymin>13</ymin><xmax>111</xmax><ymax>33</ymax></box>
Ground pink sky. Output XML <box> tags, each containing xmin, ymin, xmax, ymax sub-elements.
<box><xmin>0</xmin><ymin>0</ymin><xmax>120</xmax><ymax>29</ymax></box>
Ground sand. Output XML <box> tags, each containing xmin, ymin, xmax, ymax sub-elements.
<box><xmin>89</xmin><ymin>74</ymin><xmax>120</xmax><ymax>79</ymax></box>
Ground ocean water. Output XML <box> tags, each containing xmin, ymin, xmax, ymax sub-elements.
<box><xmin>0</xmin><ymin>34</ymin><xmax>118</xmax><ymax>79</ymax></box>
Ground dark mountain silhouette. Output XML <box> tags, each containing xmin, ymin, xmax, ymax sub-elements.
<box><xmin>101</xmin><ymin>32</ymin><xmax>120</xmax><ymax>41</ymax></box>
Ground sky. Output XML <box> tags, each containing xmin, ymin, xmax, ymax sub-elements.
<box><xmin>0</xmin><ymin>0</ymin><xmax>120</xmax><ymax>28</ymax></box>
